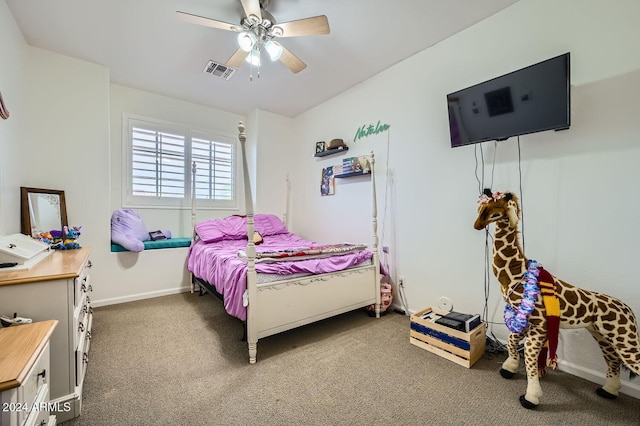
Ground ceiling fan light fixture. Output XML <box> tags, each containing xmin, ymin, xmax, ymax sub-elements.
<box><xmin>265</xmin><ymin>40</ymin><xmax>283</xmax><ymax>61</ymax></box>
<box><xmin>237</xmin><ymin>31</ymin><xmax>256</xmax><ymax>52</ymax></box>
<box><xmin>245</xmin><ymin>49</ymin><xmax>261</xmax><ymax>66</ymax></box>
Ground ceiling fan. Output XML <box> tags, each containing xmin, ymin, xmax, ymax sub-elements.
<box><xmin>177</xmin><ymin>0</ymin><xmax>330</xmax><ymax>75</ymax></box>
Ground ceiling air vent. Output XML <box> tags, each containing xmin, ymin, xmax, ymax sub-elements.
<box><xmin>202</xmin><ymin>60</ymin><xmax>236</xmax><ymax>80</ymax></box>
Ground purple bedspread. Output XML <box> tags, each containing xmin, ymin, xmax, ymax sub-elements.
<box><xmin>187</xmin><ymin>232</ymin><xmax>372</xmax><ymax>321</ymax></box>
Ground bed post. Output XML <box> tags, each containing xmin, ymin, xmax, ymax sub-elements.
<box><xmin>190</xmin><ymin>161</ymin><xmax>197</xmax><ymax>294</ymax></box>
<box><xmin>283</xmin><ymin>173</ymin><xmax>290</xmax><ymax>228</ymax></box>
<box><xmin>370</xmin><ymin>151</ymin><xmax>381</xmax><ymax>318</ymax></box>
<box><xmin>238</xmin><ymin>121</ymin><xmax>258</xmax><ymax>364</ymax></box>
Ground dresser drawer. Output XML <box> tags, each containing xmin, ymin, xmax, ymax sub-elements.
<box><xmin>73</xmin><ymin>260</ymin><xmax>92</xmax><ymax>307</ymax></box>
<box><xmin>72</xmin><ymin>295</ymin><xmax>90</xmax><ymax>351</ymax></box>
<box><xmin>75</xmin><ymin>314</ymin><xmax>92</xmax><ymax>387</ymax></box>
<box><xmin>16</xmin><ymin>343</ymin><xmax>50</xmax><ymax>425</ymax></box>
<box><xmin>23</xmin><ymin>383</ymin><xmax>51</xmax><ymax>426</ymax></box>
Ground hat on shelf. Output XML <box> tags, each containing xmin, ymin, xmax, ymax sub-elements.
<box><xmin>326</xmin><ymin>139</ymin><xmax>345</xmax><ymax>149</ymax></box>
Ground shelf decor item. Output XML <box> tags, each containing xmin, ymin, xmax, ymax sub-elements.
<box><xmin>326</xmin><ymin>138</ymin><xmax>345</xmax><ymax>149</ymax></box>
<box><xmin>315</xmin><ymin>141</ymin><xmax>325</xmax><ymax>154</ymax></box>
<box><xmin>334</xmin><ymin>155</ymin><xmax>371</xmax><ymax>178</ymax></box>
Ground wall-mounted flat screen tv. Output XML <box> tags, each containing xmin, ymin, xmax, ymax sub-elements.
<box><xmin>447</xmin><ymin>53</ymin><xmax>570</xmax><ymax>148</ymax></box>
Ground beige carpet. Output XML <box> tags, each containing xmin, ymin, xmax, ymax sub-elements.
<box><xmin>61</xmin><ymin>293</ymin><xmax>640</xmax><ymax>425</ymax></box>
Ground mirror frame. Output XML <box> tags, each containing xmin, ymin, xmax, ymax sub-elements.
<box><xmin>20</xmin><ymin>187</ymin><xmax>68</xmax><ymax>237</ymax></box>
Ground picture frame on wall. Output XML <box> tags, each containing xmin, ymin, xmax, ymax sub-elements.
<box><xmin>321</xmin><ymin>167</ymin><xmax>335</xmax><ymax>196</ymax></box>
<box><xmin>315</xmin><ymin>141</ymin><xmax>326</xmax><ymax>154</ymax></box>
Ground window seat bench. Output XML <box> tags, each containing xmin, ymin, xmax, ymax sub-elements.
<box><xmin>110</xmin><ymin>237</ymin><xmax>192</xmax><ymax>252</ymax></box>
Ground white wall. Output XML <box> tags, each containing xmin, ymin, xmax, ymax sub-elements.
<box><xmin>1</xmin><ymin>0</ymin><xmax>112</xmax><ymax>309</ymax></box>
<box><xmin>103</xmin><ymin>86</ymin><xmax>292</xmax><ymax>306</ymax></box>
<box><xmin>290</xmin><ymin>0</ymin><xmax>640</xmax><ymax>397</ymax></box>
<box><xmin>101</xmin><ymin>84</ymin><xmax>246</xmax><ymax>305</ymax></box>
<box><xmin>0</xmin><ymin>0</ymin><xmax>28</xmax><ymax>236</ymax></box>
<box><xmin>22</xmin><ymin>47</ymin><xmax>113</xmax><ymax>307</ymax></box>
<box><xmin>109</xmin><ymin>84</ymin><xmax>245</xmax><ymax>233</ymax></box>
<box><xmin>251</xmin><ymin>110</ymin><xmax>294</xmax><ymax>217</ymax></box>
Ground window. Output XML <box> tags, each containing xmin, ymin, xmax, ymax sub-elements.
<box><xmin>124</xmin><ymin>115</ymin><xmax>237</xmax><ymax>209</ymax></box>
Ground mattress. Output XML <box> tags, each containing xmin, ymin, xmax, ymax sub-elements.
<box><xmin>187</xmin><ymin>232</ymin><xmax>372</xmax><ymax>321</ymax></box>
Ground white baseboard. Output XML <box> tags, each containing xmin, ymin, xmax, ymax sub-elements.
<box><xmin>91</xmin><ymin>286</ymin><xmax>191</xmax><ymax>308</ymax></box>
<box><xmin>557</xmin><ymin>359</ymin><xmax>640</xmax><ymax>399</ymax></box>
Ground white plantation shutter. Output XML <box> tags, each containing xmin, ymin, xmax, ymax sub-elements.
<box><xmin>125</xmin><ymin>116</ymin><xmax>237</xmax><ymax>209</ymax></box>
<box><xmin>131</xmin><ymin>126</ymin><xmax>186</xmax><ymax>198</ymax></box>
<box><xmin>192</xmin><ymin>135</ymin><xmax>234</xmax><ymax>201</ymax></box>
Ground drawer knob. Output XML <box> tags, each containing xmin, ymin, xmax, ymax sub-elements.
<box><xmin>37</xmin><ymin>369</ymin><xmax>47</xmax><ymax>383</ymax></box>
<box><xmin>79</xmin><ymin>322</ymin><xmax>85</xmax><ymax>332</ymax></box>
<box><xmin>87</xmin><ymin>331</ymin><xmax>92</xmax><ymax>340</ymax></box>
<box><xmin>87</xmin><ymin>260</ymin><xmax>93</xmax><ymax>268</ymax></box>
<box><xmin>81</xmin><ymin>283</ymin><xmax>87</xmax><ymax>292</ymax></box>
<box><xmin>83</xmin><ymin>353</ymin><xmax>89</xmax><ymax>364</ymax></box>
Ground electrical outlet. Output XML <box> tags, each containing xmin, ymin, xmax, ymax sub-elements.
<box><xmin>399</xmin><ymin>275</ymin><xmax>405</xmax><ymax>287</ymax></box>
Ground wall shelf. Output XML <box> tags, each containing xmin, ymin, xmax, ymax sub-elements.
<box><xmin>314</xmin><ymin>146</ymin><xmax>348</xmax><ymax>157</ymax></box>
<box><xmin>334</xmin><ymin>170</ymin><xmax>370</xmax><ymax>178</ymax></box>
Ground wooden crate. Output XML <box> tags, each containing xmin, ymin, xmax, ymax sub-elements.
<box><xmin>409</xmin><ymin>306</ymin><xmax>485</xmax><ymax>368</ymax></box>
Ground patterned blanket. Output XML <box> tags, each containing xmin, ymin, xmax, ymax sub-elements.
<box><xmin>238</xmin><ymin>243</ymin><xmax>368</xmax><ymax>263</ymax></box>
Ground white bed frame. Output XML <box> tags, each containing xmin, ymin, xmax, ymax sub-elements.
<box><xmin>191</xmin><ymin>121</ymin><xmax>381</xmax><ymax>363</ymax></box>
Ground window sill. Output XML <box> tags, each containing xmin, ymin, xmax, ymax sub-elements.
<box><xmin>110</xmin><ymin>238</ymin><xmax>192</xmax><ymax>252</ymax></box>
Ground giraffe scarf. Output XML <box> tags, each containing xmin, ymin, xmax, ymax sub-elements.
<box><xmin>537</xmin><ymin>266</ymin><xmax>560</xmax><ymax>375</ymax></box>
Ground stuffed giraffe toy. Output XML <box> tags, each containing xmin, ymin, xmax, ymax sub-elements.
<box><xmin>473</xmin><ymin>189</ymin><xmax>640</xmax><ymax>409</ymax></box>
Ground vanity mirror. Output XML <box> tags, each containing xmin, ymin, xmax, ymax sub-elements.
<box><xmin>20</xmin><ymin>187</ymin><xmax>68</xmax><ymax>238</ymax></box>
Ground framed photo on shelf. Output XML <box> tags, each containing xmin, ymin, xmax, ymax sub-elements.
<box><xmin>315</xmin><ymin>141</ymin><xmax>326</xmax><ymax>154</ymax></box>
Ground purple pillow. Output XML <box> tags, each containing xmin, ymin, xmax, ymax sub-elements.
<box><xmin>111</xmin><ymin>209</ymin><xmax>172</xmax><ymax>252</ymax></box>
<box><xmin>195</xmin><ymin>214</ymin><xmax>287</xmax><ymax>243</ymax></box>
<box><xmin>195</xmin><ymin>216</ymin><xmax>245</xmax><ymax>243</ymax></box>
<box><xmin>254</xmin><ymin>214</ymin><xmax>288</xmax><ymax>236</ymax></box>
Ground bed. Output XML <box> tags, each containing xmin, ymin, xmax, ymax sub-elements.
<box><xmin>188</xmin><ymin>122</ymin><xmax>381</xmax><ymax>363</ymax></box>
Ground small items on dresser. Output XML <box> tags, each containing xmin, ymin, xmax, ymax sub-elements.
<box><xmin>0</xmin><ymin>313</ymin><xmax>33</xmax><ymax>327</ymax></box>
<box><xmin>0</xmin><ymin>234</ymin><xmax>51</xmax><ymax>271</ymax></box>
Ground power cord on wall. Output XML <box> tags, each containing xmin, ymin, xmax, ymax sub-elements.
<box><xmin>476</xmin><ymin>138</ymin><xmax>529</xmax><ymax>355</ymax></box>
<box><xmin>378</xmin><ymin>129</ymin><xmax>410</xmax><ymax>316</ymax></box>
<box><xmin>517</xmin><ymin>137</ymin><xmax>525</xmax><ymax>253</ymax></box>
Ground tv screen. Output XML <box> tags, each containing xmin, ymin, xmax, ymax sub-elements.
<box><xmin>447</xmin><ymin>53</ymin><xmax>570</xmax><ymax>148</ymax></box>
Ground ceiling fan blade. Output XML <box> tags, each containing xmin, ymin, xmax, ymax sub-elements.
<box><xmin>273</xmin><ymin>15</ymin><xmax>330</xmax><ymax>38</ymax></box>
<box><xmin>176</xmin><ymin>11</ymin><xmax>239</xmax><ymax>32</ymax></box>
<box><xmin>279</xmin><ymin>45</ymin><xmax>307</xmax><ymax>74</ymax></box>
<box><xmin>226</xmin><ymin>48</ymin><xmax>250</xmax><ymax>68</ymax></box>
<box><xmin>240</xmin><ymin>0</ymin><xmax>262</xmax><ymax>22</ymax></box>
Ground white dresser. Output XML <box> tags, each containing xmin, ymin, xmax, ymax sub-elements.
<box><xmin>0</xmin><ymin>249</ymin><xmax>92</xmax><ymax>423</ymax></box>
<box><xmin>0</xmin><ymin>320</ymin><xmax>58</xmax><ymax>426</ymax></box>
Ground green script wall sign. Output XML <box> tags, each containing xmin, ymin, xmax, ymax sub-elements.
<box><xmin>354</xmin><ymin>120</ymin><xmax>390</xmax><ymax>142</ymax></box>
